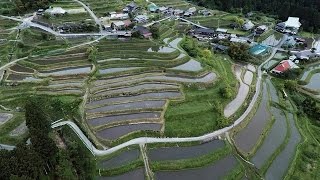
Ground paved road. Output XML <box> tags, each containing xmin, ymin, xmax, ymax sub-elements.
<box><xmin>178</xmin><ymin>18</ymin><xmax>209</xmax><ymax>29</ymax></box>
<box><xmin>0</xmin><ymin>15</ymin><xmax>127</xmax><ymax>37</ymax></box>
<box><xmin>0</xmin><ymin>144</ymin><xmax>15</xmax><ymax>150</ymax></box>
<box><xmin>72</xmin><ymin>0</ymin><xmax>103</xmax><ymax>32</ymax></box>
<box><xmin>0</xmin><ymin>21</ymin><xmax>287</xmax><ymax>155</ymax></box>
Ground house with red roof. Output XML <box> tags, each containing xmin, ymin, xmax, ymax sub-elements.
<box><xmin>271</xmin><ymin>60</ymin><xmax>299</xmax><ymax>74</ymax></box>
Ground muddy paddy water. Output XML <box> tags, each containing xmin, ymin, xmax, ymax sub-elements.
<box><xmin>97</xmin><ymin>123</ymin><xmax>162</xmax><ymax>140</ymax></box>
<box><xmin>99</xmin><ymin>67</ymin><xmax>141</xmax><ymax>75</ymax></box>
<box><xmin>148</xmin><ymin>140</ymin><xmax>224</xmax><ymax>161</ymax></box>
<box><xmin>243</xmin><ymin>71</ymin><xmax>253</xmax><ymax>85</ymax></box>
<box><xmin>224</xmin><ymin>65</ymin><xmax>249</xmax><ymax>117</ymax></box>
<box><xmin>171</xmin><ymin>60</ymin><xmax>203</xmax><ymax>72</ymax></box>
<box><xmin>40</xmin><ymin>66</ymin><xmax>91</xmax><ymax>76</ymax></box>
<box><xmin>251</xmin><ymin>107</ymin><xmax>287</xmax><ymax>168</ymax></box>
<box><xmin>87</xmin><ymin>100</ymin><xmax>166</xmax><ymax>113</ymax></box>
<box><xmin>304</xmin><ymin>73</ymin><xmax>320</xmax><ymax>90</ymax></box>
<box><xmin>235</xmin><ymin>83</ymin><xmax>271</xmax><ymax>153</ymax></box>
<box><xmin>147</xmin><ymin>47</ymin><xmax>175</xmax><ymax>53</ymax></box>
<box><xmin>266</xmin><ymin>79</ymin><xmax>279</xmax><ymax>103</ymax></box>
<box><xmin>300</xmin><ymin>64</ymin><xmax>320</xmax><ymax>81</ymax></box>
<box><xmin>88</xmin><ymin>92</ymin><xmax>181</xmax><ymax>107</ymax></box>
<box><xmin>265</xmin><ymin>113</ymin><xmax>301</xmax><ymax>180</ymax></box>
<box><xmin>6</xmin><ymin>74</ymin><xmax>41</xmax><ymax>82</ymax></box>
<box><xmin>154</xmin><ymin>155</ymin><xmax>238</xmax><ymax>180</ymax></box>
<box><xmin>98</xmin><ymin>168</ymin><xmax>145</xmax><ymax>180</ymax></box>
<box><xmin>99</xmin><ymin>149</ymin><xmax>140</xmax><ymax>169</ymax></box>
<box><xmin>147</xmin><ymin>73</ymin><xmax>216</xmax><ymax>83</ymax></box>
<box><xmin>0</xmin><ymin>113</ymin><xmax>12</xmax><ymax>125</ymax></box>
<box><xmin>93</xmin><ymin>83</ymin><xmax>179</xmax><ymax>95</ymax></box>
<box><xmin>88</xmin><ymin>112</ymin><xmax>161</xmax><ymax>127</ymax></box>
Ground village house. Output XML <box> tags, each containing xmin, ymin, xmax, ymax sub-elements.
<box><xmin>216</xmin><ymin>28</ymin><xmax>228</xmax><ymax>34</ymax></box>
<box><xmin>255</xmin><ymin>25</ymin><xmax>268</xmax><ymax>35</ymax></box>
<box><xmin>294</xmin><ymin>50</ymin><xmax>320</xmax><ymax>60</ymax></box>
<box><xmin>133</xmin><ymin>26</ymin><xmax>152</xmax><ymax>38</ymax></box>
<box><xmin>110</xmin><ymin>13</ymin><xmax>129</xmax><ymax>20</ymax></box>
<box><xmin>191</xmin><ymin>28</ymin><xmax>215</xmax><ymax>37</ymax></box>
<box><xmin>134</xmin><ymin>15</ymin><xmax>149</xmax><ymax>23</ymax></box>
<box><xmin>271</xmin><ymin>60</ymin><xmax>299</xmax><ymax>74</ymax></box>
<box><xmin>148</xmin><ymin>3</ymin><xmax>159</xmax><ymax>13</ymax></box>
<box><xmin>45</xmin><ymin>7</ymin><xmax>66</xmax><ymax>16</ymax></box>
<box><xmin>242</xmin><ymin>20</ymin><xmax>254</xmax><ymax>31</ymax></box>
<box><xmin>126</xmin><ymin>2</ymin><xmax>138</xmax><ymax>12</ymax></box>
<box><xmin>158</xmin><ymin>7</ymin><xmax>168</xmax><ymax>13</ymax></box>
<box><xmin>110</xmin><ymin>20</ymin><xmax>131</xmax><ymax>30</ymax></box>
<box><xmin>183</xmin><ymin>7</ymin><xmax>197</xmax><ymax>17</ymax></box>
<box><xmin>198</xmin><ymin>9</ymin><xmax>212</xmax><ymax>16</ymax></box>
<box><xmin>173</xmin><ymin>9</ymin><xmax>184</xmax><ymax>16</ymax></box>
<box><xmin>276</xmin><ymin>17</ymin><xmax>301</xmax><ymax>35</ymax></box>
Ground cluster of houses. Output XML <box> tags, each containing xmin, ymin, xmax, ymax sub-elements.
<box><xmin>276</xmin><ymin>17</ymin><xmax>301</xmax><ymax>35</ymax></box>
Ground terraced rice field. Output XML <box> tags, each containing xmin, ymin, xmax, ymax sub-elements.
<box><xmin>99</xmin><ymin>149</ymin><xmax>140</xmax><ymax>169</ymax></box>
<box><xmin>235</xmin><ymin>82</ymin><xmax>271</xmax><ymax>153</ymax></box>
<box><xmin>86</xmin><ymin>38</ymin><xmax>216</xmax><ymax>143</ymax></box>
<box><xmin>154</xmin><ymin>155</ymin><xmax>238</xmax><ymax>180</ymax></box>
<box><xmin>224</xmin><ymin>64</ymin><xmax>253</xmax><ymax>118</ymax></box>
<box><xmin>148</xmin><ymin>140</ymin><xmax>225</xmax><ymax>161</ymax></box>
<box><xmin>304</xmin><ymin>73</ymin><xmax>320</xmax><ymax>91</ymax></box>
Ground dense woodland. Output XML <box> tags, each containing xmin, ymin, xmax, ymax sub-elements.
<box><xmin>12</xmin><ymin>0</ymin><xmax>54</xmax><ymax>13</ymax></box>
<box><xmin>193</xmin><ymin>0</ymin><xmax>320</xmax><ymax>32</ymax></box>
<box><xmin>0</xmin><ymin>97</ymin><xmax>95</xmax><ymax>180</ymax></box>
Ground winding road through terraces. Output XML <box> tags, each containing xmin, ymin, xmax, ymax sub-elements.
<box><xmin>0</xmin><ymin>37</ymin><xmax>283</xmax><ymax>153</ymax></box>
<box><xmin>71</xmin><ymin>0</ymin><xmax>103</xmax><ymax>32</ymax></box>
<box><xmin>0</xmin><ymin>6</ymin><xmax>288</xmax><ymax>153</ymax></box>
<box><xmin>47</xmin><ymin>38</ymin><xmax>282</xmax><ymax>156</ymax></box>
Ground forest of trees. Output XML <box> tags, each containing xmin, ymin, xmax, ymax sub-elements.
<box><xmin>192</xmin><ymin>0</ymin><xmax>320</xmax><ymax>32</ymax></box>
<box><xmin>13</xmin><ymin>0</ymin><xmax>54</xmax><ymax>13</ymax></box>
<box><xmin>0</xmin><ymin>97</ymin><xmax>95</xmax><ymax>179</ymax></box>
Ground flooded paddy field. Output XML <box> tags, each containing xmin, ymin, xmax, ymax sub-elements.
<box><xmin>92</xmin><ymin>83</ymin><xmax>179</xmax><ymax>96</ymax></box>
<box><xmin>235</xmin><ymin>83</ymin><xmax>270</xmax><ymax>153</ymax></box>
<box><xmin>97</xmin><ymin>123</ymin><xmax>162</xmax><ymax>140</ymax></box>
<box><xmin>148</xmin><ymin>140</ymin><xmax>225</xmax><ymax>161</ymax></box>
<box><xmin>9</xmin><ymin>121</ymin><xmax>27</xmax><ymax>137</ymax></box>
<box><xmin>265</xmin><ymin>113</ymin><xmax>301</xmax><ymax>180</ymax></box>
<box><xmin>243</xmin><ymin>71</ymin><xmax>253</xmax><ymax>85</ymax></box>
<box><xmin>147</xmin><ymin>73</ymin><xmax>216</xmax><ymax>83</ymax></box>
<box><xmin>87</xmin><ymin>92</ymin><xmax>182</xmax><ymax>107</ymax></box>
<box><xmin>88</xmin><ymin>112</ymin><xmax>161</xmax><ymax>127</ymax></box>
<box><xmin>99</xmin><ymin>67</ymin><xmax>141</xmax><ymax>75</ymax></box>
<box><xmin>99</xmin><ymin>149</ymin><xmax>140</xmax><ymax>169</ymax></box>
<box><xmin>147</xmin><ymin>47</ymin><xmax>175</xmax><ymax>53</ymax></box>
<box><xmin>224</xmin><ymin>65</ymin><xmax>249</xmax><ymax>117</ymax></box>
<box><xmin>171</xmin><ymin>60</ymin><xmax>203</xmax><ymax>72</ymax></box>
<box><xmin>31</xmin><ymin>53</ymin><xmax>86</xmax><ymax>65</ymax></box>
<box><xmin>39</xmin><ymin>66</ymin><xmax>91</xmax><ymax>76</ymax></box>
<box><xmin>0</xmin><ymin>113</ymin><xmax>12</xmax><ymax>125</ymax></box>
<box><xmin>98</xmin><ymin>168</ymin><xmax>145</xmax><ymax>180</ymax></box>
<box><xmin>154</xmin><ymin>155</ymin><xmax>238</xmax><ymax>180</ymax></box>
<box><xmin>251</xmin><ymin>107</ymin><xmax>287</xmax><ymax>168</ymax></box>
<box><xmin>266</xmin><ymin>79</ymin><xmax>279</xmax><ymax>103</ymax></box>
<box><xmin>87</xmin><ymin>100</ymin><xmax>166</xmax><ymax>113</ymax></box>
<box><xmin>6</xmin><ymin>74</ymin><xmax>42</xmax><ymax>82</ymax></box>
<box><xmin>300</xmin><ymin>64</ymin><xmax>320</xmax><ymax>81</ymax></box>
<box><xmin>304</xmin><ymin>73</ymin><xmax>320</xmax><ymax>91</ymax></box>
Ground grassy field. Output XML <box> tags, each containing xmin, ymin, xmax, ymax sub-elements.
<box><xmin>164</xmin><ymin>54</ymin><xmax>237</xmax><ymax>137</ymax></box>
